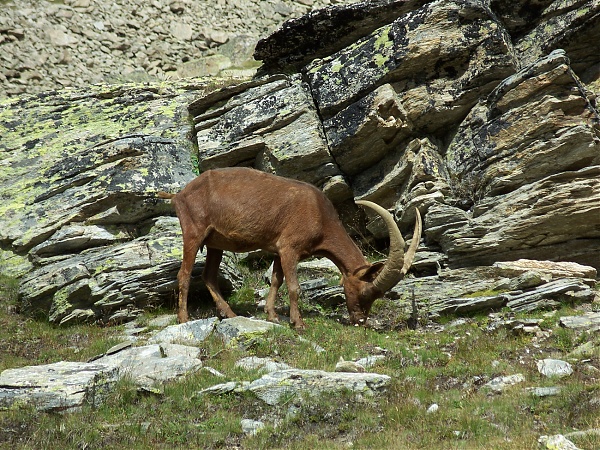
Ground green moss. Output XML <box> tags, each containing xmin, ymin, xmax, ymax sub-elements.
<box><xmin>49</xmin><ymin>287</ymin><xmax>74</xmax><ymax>323</ymax></box>
<box><xmin>94</xmin><ymin>259</ymin><xmax>116</xmax><ymax>275</ymax></box>
<box><xmin>373</xmin><ymin>27</ymin><xmax>393</xmax><ymax>51</ymax></box>
<box><xmin>374</xmin><ymin>54</ymin><xmax>389</xmax><ymax>68</ymax></box>
<box><xmin>463</xmin><ymin>288</ymin><xmax>505</xmax><ymax>298</ymax></box>
<box><xmin>0</xmin><ymin>80</ymin><xmax>207</xmax><ymax>251</ymax></box>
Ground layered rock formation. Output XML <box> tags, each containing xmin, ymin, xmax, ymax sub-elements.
<box><xmin>197</xmin><ymin>0</ymin><xmax>600</xmax><ymax>269</ymax></box>
<box><xmin>1</xmin><ymin>0</ymin><xmax>599</xmax><ymax>324</ymax></box>
<box><xmin>1</xmin><ymin>81</ymin><xmax>244</xmax><ymax>323</ymax></box>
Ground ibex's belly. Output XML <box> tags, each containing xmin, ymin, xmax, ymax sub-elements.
<box><xmin>204</xmin><ymin>228</ymin><xmax>278</xmax><ymax>254</ymax></box>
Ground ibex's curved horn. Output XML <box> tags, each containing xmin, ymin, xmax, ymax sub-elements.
<box><xmin>356</xmin><ymin>201</ymin><xmax>422</xmax><ymax>293</ymax></box>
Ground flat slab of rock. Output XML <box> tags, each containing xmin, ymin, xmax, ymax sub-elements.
<box><xmin>505</xmin><ymin>279</ymin><xmax>595</xmax><ymax>312</ymax></box>
<box><xmin>560</xmin><ymin>312</ymin><xmax>600</xmax><ymax>332</ymax></box>
<box><xmin>398</xmin><ymin>264</ymin><xmax>595</xmax><ymax>317</ymax></box>
<box><xmin>197</xmin><ymin>369</ymin><xmax>391</xmax><ymax>406</ymax></box>
<box><xmin>527</xmin><ymin>386</ymin><xmax>561</xmax><ymax>397</ymax></box>
<box><xmin>538</xmin><ymin>434</ymin><xmax>582</xmax><ymax>450</ymax></box>
<box><xmin>95</xmin><ymin>343</ymin><xmax>203</xmax><ymax>388</ymax></box>
<box><xmin>0</xmin><ymin>361</ymin><xmax>119</xmax><ymax>412</ymax></box>
<box><xmin>494</xmin><ymin>260</ymin><xmax>597</xmax><ymax>279</ymax></box>
<box><xmin>215</xmin><ymin>316</ymin><xmax>281</xmax><ymax>348</ymax></box>
<box><xmin>245</xmin><ymin>369</ymin><xmax>391</xmax><ymax>405</ymax></box>
<box><xmin>148</xmin><ymin>317</ymin><xmax>218</xmax><ymax>345</ymax></box>
<box><xmin>235</xmin><ymin>356</ymin><xmax>292</xmax><ymax>373</ymax></box>
<box><xmin>482</xmin><ymin>374</ymin><xmax>525</xmax><ymax>393</ymax></box>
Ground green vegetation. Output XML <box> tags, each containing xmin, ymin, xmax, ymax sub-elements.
<box><xmin>1</xmin><ymin>273</ymin><xmax>599</xmax><ymax>449</ymax></box>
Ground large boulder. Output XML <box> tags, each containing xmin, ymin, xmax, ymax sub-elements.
<box><xmin>305</xmin><ymin>0</ymin><xmax>516</xmax><ymax>123</ymax></box>
<box><xmin>445</xmin><ymin>50</ymin><xmax>599</xmax><ymax>197</ymax></box>
<box><xmin>0</xmin><ymin>81</ymin><xmax>243</xmax><ymax>323</ymax></box>
<box><xmin>254</xmin><ymin>0</ymin><xmax>429</xmax><ymax>73</ymax></box>
<box><xmin>190</xmin><ymin>74</ymin><xmax>345</xmax><ymax>197</ymax></box>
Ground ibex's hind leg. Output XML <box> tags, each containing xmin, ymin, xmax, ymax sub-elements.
<box><xmin>177</xmin><ymin>238</ymin><xmax>201</xmax><ymax>324</ymax></box>
<box><xmin>203</xmin><ymin>247</ymin><xmax>236</xmax><ymax>319</ymax></box>
<box><xmin>264</xmin><ymin>256</ymin><xmax>284</xmax><ymax>323</ymax></box>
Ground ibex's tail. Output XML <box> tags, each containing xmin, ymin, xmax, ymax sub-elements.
<box><xmin>157</xmin><ymin>191</ymin><xmax>176</xmax><ymax>200</ymax></box>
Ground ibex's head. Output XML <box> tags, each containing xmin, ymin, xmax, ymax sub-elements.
<box><xmin>343</xmin><ymin>202</ymin><xmax>422</xmax><ymax>325</ymax></box>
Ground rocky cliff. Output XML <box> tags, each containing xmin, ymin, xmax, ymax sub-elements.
<box><xmin>1</xmin><ymin>0</ymin><xmax>599</xmax><ymax>325</ymax></box>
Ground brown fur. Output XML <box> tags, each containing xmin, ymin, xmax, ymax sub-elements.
<box><xmin>161</xmin><ymin>167</ymin><xmax>412</xmax><ymax>329</ymax></box>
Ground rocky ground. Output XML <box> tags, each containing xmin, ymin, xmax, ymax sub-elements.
<box><xmin>0</xmin><ymin>0</ymin><xmax>354</xmax><ymax>98</ymax></box>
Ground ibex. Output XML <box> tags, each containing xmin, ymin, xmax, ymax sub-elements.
<box><xmin>159</xmin><ymin>167</ymin><xmax>421</xmax><ymax>330</ymax></box>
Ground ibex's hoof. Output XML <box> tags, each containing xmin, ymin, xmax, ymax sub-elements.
<box><xmin>292</xmin><ymin>320</ymin><xmax>306</xmax><ymax>331</ymax></box>
<box><xmin>266</xmin><ymin>314</ymin><xmax>280</xmax><ymax>323</ymax></box>
<box><xmin>177</xmin><ymin>315</ymin><xmax>189</xmax><ymax>324</ymax></box>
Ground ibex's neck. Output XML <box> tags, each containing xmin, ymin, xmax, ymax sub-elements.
<box><xmin>317</xmin><ymin>230</ymin><xmax>369</xmax><ymax>277</ymax></box>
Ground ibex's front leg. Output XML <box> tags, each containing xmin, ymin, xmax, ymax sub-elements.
<box><xmin>280</xmin><ymin>254</ymin><xmax>305</xmax><ymax>330</ymax></box>
<box><xmin>264</xmin><ymin>256</ymin><xmax>283</xmax><ymax>322</ymax></box>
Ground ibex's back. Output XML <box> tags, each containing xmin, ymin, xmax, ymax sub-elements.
<box><xmin>170</xmin><ymin>167</ymin><xmax>339</xmax><ymax>255</ymax></box>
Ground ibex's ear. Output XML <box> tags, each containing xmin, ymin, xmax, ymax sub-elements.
<box><xmin>354</xmin><ymin>262</ymin><xmax>385</xmax><ymax>282</ymax></box>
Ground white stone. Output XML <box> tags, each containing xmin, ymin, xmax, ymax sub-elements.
<box><xmin>537</xmin><ymin>359</ymin><xmax>573</xmax><ymax>378</ymax></box>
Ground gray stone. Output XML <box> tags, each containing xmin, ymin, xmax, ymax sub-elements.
<box><xmin>537</xmin><ymin>359</ymin><xmax>573</xmax><ymax>378</ymax></box>
<box><xmin>441</xmin><ymin>49</ymin><xmax>600</xmax><ymax>269</ymax></box>
<box><xmin>335</xmin><ymin>358</ymin><xmax>365</xmax><ymax>373</ymax></box>
<box><xmin>29</xmin><ymin>224</ymin><xmax>126</xmax><ymax>260</ymax></box>
<box><xmin>506</xmin><ymin>279</ymin><xmax>596</xmax><ymax>312</ymax></box>
<box><xmin>324</xmin><ymin>84</ymin><xmax>415</xmax><ymax>176</ymax></box>
<box><xmin>297</xmin><ymin>258</ymin><xmax>339</xmax><ymax>274</ymax></box>
<box><xmin>569</xmin><ymin>341</ymin><xmax>598</xmax><ymax>359</ymax></box>
<box><xmin>560</xmin><ymin>312</ymin><xmax>600</xmax><ymax>332</ymax></box>
<box><xmin>515</xmin><ymin>1</ymin><xmax>600</xmax><ymax>79</ymax></box>
<box><xmin>527</xmin><ymin>387</ymin><xmax>561</xmax><ymax>397</ymax></box>
<box><xmin>564</xmin><ymin>429</ymin><xmax>600</xmax><ymax>441</ymax></box>
<box><xmin>305</xmin><ymin>1</ymin><xmax>515</xmax><ymax>120</ymax></box>
<box><xmin>197</xmin><ymin>381</ymin><xmax>239</xmax><ymax>396</ymax></box>
<box><xmin>482</xmin><ymin>374</ymin><xmax>525</xmax><ymax>393</ymax></box>
<box><xmin>494</xmin><ymin>260</ymin><xmax>597</xmax><ymax>280</ymax></box>
<box><xmin>255</xmin><ymin>0</ymin><xmax>423</xmax><ymax>72</ymax></box>
<box><xmin>446</xmin><ymin>50</ymin><xmax>599</xmax><ymax>196</ymax></box>
<box><xmin>95</xmin><ymin>343</ymin><xmax>203</xmax><ymax>387</ymax></box>
<box><xmin>429</xmin><ymin>294</ymin><xmax>507</xmax><ymax>317</ymax></box>
<box><xmin>241</xmin><ymin>418</ymin><xmax>265</xmax><ymax>435</ymax></box>
<box><xmin>389</xmin><ymin>264</ymin><xmax>596</xmax><ymax>317</ymax></box>
<box><xmin>104</xmin><ymin>341</ymin><xmax>133</xmax><ymax>356</ymax></box>
<box><xmin>215</xmin><ymin>316</ymin><xmax>281</xmax><ymax>347</ymax></box>
<box><xmin>18</xmin><ymin>218</ymin><xmax>242</xmax><ymax>324</ymax></box>
<box><xmin>202</xmin><ymin>367</ymin><xmax>226</xmax><ymax>378</ymax></box>
<box><xmin>2</xmin><ymin>81</ymin><xmax>253</xmax><ymax>324</ymax></box>
<box><xmin>147</xmin><ymin>314</ymin><xmax>178</xmax><ymax>328</ymax></box>
<box><xmin>426</xmin><ymin>403</ymin><xmax>439</xmax><ymax>414</ymax></box>
<box><xmin>245</xmin><ymin>369</ymin><xmax>391</xmax><ymax>405</ymax></box>
<box><xmin>0</xmin><ymin>361</ymin><xmax>119</xmax><ymax>412</ymax></box>
<box><xmin>302</xmin><ymin>279</ymin><xmax>345</xmax><ymax>308</ymax></box>
<box><xmin>355</xmin><ymin>355</ymin><xmax>386</xmax><ymax>369</ymax></box>
<box><xmin>538</xmin><ymin>434</ymin><xmax>582</xmax><ymax>450</ymax></box>
<box><xmin>148</xmin><ymin>317</ymin><xmax>218</xmax><ymax>345</ymax></box>
<box><xmin>192</xmin><ymin>75</ymin><xmax>339</xmax><ymax>188</ymax></box>
<box><xmin>235</xmin><ymin>356</ymin><xmax>291</xmax><ymax>373</ymax></box>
